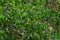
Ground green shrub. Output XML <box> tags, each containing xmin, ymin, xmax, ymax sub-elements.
<box><xmin>0</xmin><ymin>0</ymin><xmax>60</xmax><ymax>40</ymax></box>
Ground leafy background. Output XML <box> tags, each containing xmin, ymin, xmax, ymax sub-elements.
<box><xmin>0</xmin><ymin>0</ymin><xmax>60</xmax><ymax>40</ymax></box>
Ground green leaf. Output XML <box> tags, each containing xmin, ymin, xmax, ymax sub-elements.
<box><xmin>0</xmin><ymin>30</ymin><xmax>5</xmax><ymax>34</ymax></box>
<box><xmin>0</xmin><ymin>14</ymin><xmax>4</xmax><ymax>19</ymax></box>
<box><xmin>22</xmin><ymin>12</ymin><xmax>28</xmax><ymax>17</ymax></box>
<box><xmin>0</xmin><ymin>6</ymin><xmax>3</xmax><ymax>13</ymax></box>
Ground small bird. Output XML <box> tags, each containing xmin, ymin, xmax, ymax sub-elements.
<box><xmin>45</xmin><ymin>0</ymin><xmax>58</xmax><ymax>10</ymax></box>
<box><xmin>51</xmin><ymin>0</ymin><xmax>58</xmax><ymax>10</ymax></box>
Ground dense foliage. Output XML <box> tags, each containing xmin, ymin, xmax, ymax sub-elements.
<box><xmin>0</xmin><ymin>0</ymin><xmax>60</xmax><ymax>40</ymax></box>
